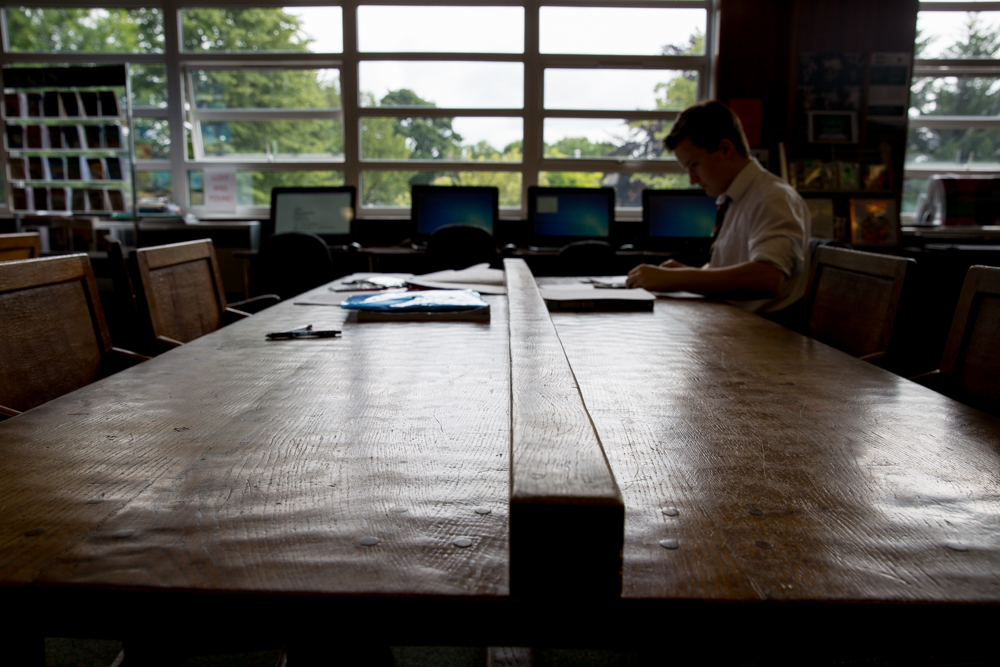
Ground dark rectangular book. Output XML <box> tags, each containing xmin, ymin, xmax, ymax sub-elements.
<box><xmin>26</xmin><ymin>93</ymin><xmax>42</xmax><ymax>117</ymax></box>
<box><xmin>42</xmin><ymin>92</ymin><xmax>60</xmax><ymax>117</ymax></box>
<box><xmin>50</xmin><ymin>187</ymin><xmax>68</xmax><ymax>211</ymax></box>
<box><xmin>108</xmin><ymin>189</ymin><xmax>126</xmax><ymax>212</ymax></box>
<box><xmin>60</xmin><ymin>92</ymin><xmax>80</xmax><ymax>117</ymax></box>
<box><xmin>25</xmin><ymin>125</ymin><xmax>43</xmax><ymax>149</ymax></box>
<box><xmin>12</xmin><ymin>188</ymin><xmax>29</xmax><ymax>211</ymax></box>
<box><xmin>539</xmin><ymin>286</ymin><xmax>656</xmax><ymax>312</ymax></box>
<box><xmin>84</xmin><ymin>125</ymin><xmax>103</xmax><ymax>149</ymax></box>
<box><xmin>47</xmin><ymin>126</ymin><xmax>63</xmax><ymax>149</ymax></box>
<box><xmin>99</xmin><ymin>91</ymin><xmax>119</xmax><ymax>116</ymax></box>
<box><xmin>86</xmin><ymin>157</ymin><xmax>105</xmax><ymax>180</ymax></box>
<box><xmin>28</xmin><ymin>156</ymin><xmax>44</xmax><ymax>180</ymax></box>
<box><xmin>67</xmin><ymin>157</ymin><xmax>82</xmax><ymax>180</ymax></box>
<box><xmin>104</xmin><ymin>125</ymin><xmax>122</xmax><ymax>148</ymax></box>
<box><xmin>6</xmin><ymin>125</ymin><xmax>24</xmax><ymax>149</ymax></box>
<box><xmin>5</xmin><ymin>93</ymin><xmax>22</xmax><ymax>117</ymax></box>
<box><xmin>33</xmin><ymin>187</ymin><xmax>49</xmax><ymax>211</ymax></box>
<box><xmin>79</xmin><ymin>92</ymin><xmax>99</xmax><ymax>117</ymax></box>
<box><xmin>62</xmin><ymin>126</ymin><xmax>83</xmax><ymax>149</ymax></box>
<box><xmin>71</xmin><ymin>188</ymin><xmax>87</xmax><ymax>211</ymax></box>
<box><xmin>106</xmin><ymin>157</ymin><xmax>123</xmax><ymax>180</ymax></box>
<box><xmin>87</xmin><ymin>188</ymin><xmax>107</xmax><ymax>211</ymax></box>
<box><xmin>8</xmin><ymin>157</ymin><xmax>27</xmax><ymax>181</ymax></box>
<box><xmin>48</xmin><ymin>157</ymin><xmax>65</xmax><ymax>180</ymax></box>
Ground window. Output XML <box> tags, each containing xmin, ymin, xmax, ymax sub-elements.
<box><xmin>0</xmin><ymin>1</ymin><xmax>715</xmax><ymax>218</ymax></box>
<box><xmin>907</xmin><ymin>2</ymin><xmax>1000</xmax><ymax>217</ymax></box>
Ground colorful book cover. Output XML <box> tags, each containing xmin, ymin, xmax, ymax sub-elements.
<box><xmin>850</xmin><ymin>198</ymin><xmax>897</xmax><ymax>246</ymax></box>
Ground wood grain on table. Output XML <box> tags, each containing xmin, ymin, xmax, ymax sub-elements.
<box><xmin>0</xmin><ymin>287</ymin><xmax>510</xmax><ymax>598</ymax></box>
<box><xmin>550</xmin><ymin>297</ymin><xmax>1000</xmax><ymax>602</ymax></box>
<box><xmin>505</xmin><ymin>259</ymin><xmax>623</xmax><ymax>598</ymax></box>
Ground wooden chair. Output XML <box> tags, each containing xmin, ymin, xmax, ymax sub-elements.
<box><xmin>804</xmin><ymin>246</ymin><xmax>915</xmax><ymax>365</ymax></box>
<box><xmin>914</xmin><ymin>265</ymin><xmax>1000</xmax><ymax>417</ymax></box>
<box><xmin>0</xmin><ymin>232</ymin><xmax>41</xmax><ymax>261</ymax></box>
<box><xmin>133</xmin><ymin>239</ymin><xmax>276</xmax><ymax>348</ymax></box>
<box><xmin>0</xmin><ymin>255</ymin><xmax>148</xmax><ymax>418</ymax></box>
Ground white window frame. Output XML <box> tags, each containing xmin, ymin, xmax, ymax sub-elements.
<box><xmin>906</xmin><ymin>1</ymin><xmax>1000</xmax><ymax>220</ymax></box>
<box><xmin>0</xmin><ymin>0</ymin><xmax>716</xmax><ymax>221</ymax></box>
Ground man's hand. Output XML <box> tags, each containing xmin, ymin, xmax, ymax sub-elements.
<box><xmin>626</xmin><ymin>264</ymin><xmax>681</xmax><ymax>291</ymax></box>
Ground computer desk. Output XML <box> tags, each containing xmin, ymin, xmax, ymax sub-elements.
<box><xmin>1</xmin><ymin>263</ymin><xmax>998</xmax><ymax>662</ymax></box>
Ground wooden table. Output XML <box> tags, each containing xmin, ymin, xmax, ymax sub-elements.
<box><xmin>2</xmin><ymin>267</ymin><xmax>999</xmax><ymax>662</ymax></box>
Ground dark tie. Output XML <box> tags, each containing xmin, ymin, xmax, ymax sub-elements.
<box><xmin>712</xmin><ymin>197</ymin><xmax>732</xmax><ymax>243</ymax></box>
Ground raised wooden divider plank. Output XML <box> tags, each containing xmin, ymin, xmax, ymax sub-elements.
<box><xmin>504</xmin><ymin>258</ymin><xmax>623</xmax><ymax>598</ymax></box>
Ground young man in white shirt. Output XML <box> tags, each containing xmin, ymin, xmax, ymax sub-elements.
<box><xmin>626</xmin><ymin>100</ymin><xmax>810</xmax><ymax>315</ymax></box>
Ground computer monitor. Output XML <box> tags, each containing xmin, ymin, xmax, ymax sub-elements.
<box><xmin>527</xmin><ymin>186</ymin><xmax>614</xmax><ymax>247</ymax></box>
<box><xmin>642</xmin><ymin>189</ymin><xmax>717</xmax><ymax>250</ymax></box>
<box><xmin>267</xmin><ymin>186</ymin><xmax>356</xmax><ymax>242</ymax></box>
<box><xmin>410</xmin><ymin>185</ymin><xmax>498</xmax><ymax>240</ymax></box>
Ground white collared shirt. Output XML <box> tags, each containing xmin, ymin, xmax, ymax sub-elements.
<box><xmin>711</xmin><ymin>159</ymin><xmax>811</xmax><ymax>313</ymax></box>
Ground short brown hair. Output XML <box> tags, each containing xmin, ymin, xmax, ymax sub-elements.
<box><xmin>664</xmin><ymin>100</ymin><xmax>750</xmax><ymax>158</ymax></box>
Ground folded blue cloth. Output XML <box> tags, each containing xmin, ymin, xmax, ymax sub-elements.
<box><xmin>341</xmin><ymin>289</ymin><xmax>488</xmax><ymax>312</ymax></box>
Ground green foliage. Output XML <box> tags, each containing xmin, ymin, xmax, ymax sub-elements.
<box><xmin>181</xmin><ymin>8</ymin><xmax>312</xmax><ymax>53</ymax></box>
<box><xmin>6</xmin><ymin>7</ymin><xmax>164</xmax><ymax>53</ymax></box>
<box><xmin>909</xmin><ymin>13</ymin><xmax>1000</xmax><ymax>166</ymax></box>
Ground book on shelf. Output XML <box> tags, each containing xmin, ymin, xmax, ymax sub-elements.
<box><xmin>71</xmin><ymin>189</ymin><xmax>87</xmax><ymax>211</ymax></box>
<box><xmin>104</xmin><ymin>125</ymin><xmax>122</xmax><ymax>149</ymax></box>
<box><xmin>62</xmin><ymin>126</ymin><xmax>83</xmax><ymax>149</ymax></box>
<box><xmin>25</xmin><ymin>125</ymin><xmax>42</xmax><ymax>149</ymax></box>
<box><xmin>6</xmin><ymin>125</ymin><xmax>24</xmax><ymax>149</ymax></box>
<box><xmin>28</xmin><ymin>156</ymin><xmax>45</xmax><ymax>180</ymax></box>
<box><xmin>86</xmin><ymin>158</ymin><xmax>106</xmax><ymax>180</ymax></box>
<box><xmin>50</xmin><ymin>188</ymin><xmax>69</xmax><ymax>212</ymax></box>
<box><xmin>8</xmin><ymin>157</ymin><xmax>27</xmax><ymax>181</ymax></box>
<box><xmin>850</xmin><ymin>198</ymin><xmax>898</xmax><ymax>246</ymax></box>
<box><xmin>4</xmin><ymin>93</ymin><xmax>21</xmax><ymax>117</ymax></box>
<box><xmin>108</xmin><ymin>189</ymin><xmax>126</xmax><ymax>212</ymax></box>
<box><xmin>60</xmin><ymin>92</ymin><xmax>80</xmax><ymax>117</ymax></box>
<box><xmin>26</xmin><ymin>93</ymin><xmax>42</xmax><ymax>117</ymax></box>
<box><xmin>84</xmin><ymin>125</ymin><xmax>103</xmax><ymax>149</ymax></box>
<box><xmin>99</xmin><ymin>91</ymin><xmax>119</xmax><ymax>117</ymax></box>
<box><xmin>79</xmin><ymin>92</ymin><xmax>99</xmax><ymax>117</ymax></box>
<box><xmin>87</xmin><ymin>188</ymin><xmax>108</xmax><ymax>211</ymax></box>
<box><xmin>42</xmin><ymin>92</ymin><xmax>60</xmax><ymax>117</ymax></box>
<box><xmin>34</xmin><ymin>188</ymin><xmax>49</xmax><ymax>211</ymax></box>
<box><xmin>106</xmin><ymin>157</ymin><xmax>123</xmax><ymax>180</ymax></box>
<box><xmin>47</xmin><ymin>126</ymin><xmax>64</xmax><ymax>149</ymax></box>
<box><xmin>48</xmin><ymin>156</ymin><xmax>66</xmax><ymax>181</ymax></box>
<box><xmin>66</xmin><ymin>156</ymin><xmax>82</xmax><ymax>180</ymax></box>
<box><xmin>806</xmin><ymin>198</ymin><xmax>835</xmax><ymax>239</ymax></box>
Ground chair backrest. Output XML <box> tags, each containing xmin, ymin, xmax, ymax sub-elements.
<box><xmin>0</xmin><ymin>232</ymin><xmax>42</xmax><ymax>261</ymax></box>
<box><xmin>0</xmin><ymin>255</ymin><xmax>114</xmax><ymax>415</ymax></box>
<box><xmin>134</xmin><ymin>239</ymin><xmax>228</xmax><ymax>344</ymax></box>
<box><xmin>255</xmin><ymin>232</ymin><xmax>335</xmax><ymax>300</ymax></box>
<box><xmin>939</xmin><ymin>265</ymin><xmax>1000</xmax><ymax>415</ymax></box>
<box><xmin>805</xmin><ymin>246</ymin><xmax>915</xmax><ymax>360</ymax></box>
<box><xmin>557</xmin><ymin>240</ymin><xmax>615</xmax><ymax>277</ymax></box>
<box><xmin>424</xmin><ymin>224</ymin><xmax>499</xmax><ymax>272</ymax></box>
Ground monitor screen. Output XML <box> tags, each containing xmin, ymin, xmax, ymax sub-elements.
<box><xmin>411</xmin><ymin>186</ymin><xmax>498</xmax><ymax>237</ymax></box>
<box><xmin>528</xmin><ymin>187</ymin><xmax>614</xmax><ymax>239</ymax></box>
<box><xmin>270</xmin><ymin>187</ymin><xmax>355</xmax><ymax>239</ymax></box>
<box><xmin>644</xmin><ymin>189</ymin><xmax>717</xmax><ymax>239</ymax></box>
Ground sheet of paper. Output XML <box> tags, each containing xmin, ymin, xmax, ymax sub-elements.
<box><xmin>413</xmin><ymin>263</ymin><xmax>505</xmax><ymax>286</ymax></box>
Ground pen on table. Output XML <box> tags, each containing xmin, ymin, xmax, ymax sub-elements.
<box><xmin>265</xmin><ymin>324</ymin><xmax>341</xmax><ymax>340</ymax></box>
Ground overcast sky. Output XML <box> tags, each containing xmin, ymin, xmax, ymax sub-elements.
<box><xmin>287</xmin><ymin>5</ymin><xmax>704</xmax><ymax>146</ymax></box>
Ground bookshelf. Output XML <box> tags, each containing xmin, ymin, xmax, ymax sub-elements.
<box><xmin>779</xmin><ymin>141</ymin><xmax>900</xmax><ymax>247</ymax></box>
<box><xmin>1</xmin><ymin>65</ymin><xmax>138</xmax><ymax>242</ymax></box>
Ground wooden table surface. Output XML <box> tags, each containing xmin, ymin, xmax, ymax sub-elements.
<box><xmin>544</xmin><ymin>289</ymin><xmax>1000</xmax><ymax>604</ymax></box>
<box><xmin>2</xmin><ymin>273</ymin><xmax>1000</xmax><ymax>655</ymax></box>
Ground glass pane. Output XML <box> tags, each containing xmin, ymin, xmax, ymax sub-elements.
<box><xmin>5</xmin><ymin>7</ymin><xmax>164</xmax><ymax>53</ymax></box>
<box><xmin>361</xmin><ymin>170</ymin><xmax>521</xmax><ymax>207</ymax></box>
<box><xmin>192</xmin><ymin>69</ymin><xmax>340</xmax><ymax>110</ymax></box>
<box><xmin>541</xmin><ymin>172</ymin><xmax>694</xmax><ymax>208</ymax></box>
<box><xmin>135</xmin><ymin>119</ymin><xmax>170</xmax><ymax>160</ymax></box>
<box><xmin>181</xmin><ymin>7</ymin><xmax>342</xmax><ymax>53</ymax></box>
<box><xmin>131</xmin><ymin>65</ymin><xmax>167</xmax><ymax>109</ymax></box>
<box><xmin>200</xmin><ymin>120</ymin><xmax>344</xmax><ymax>159</ymax></box>
<box><xmin>911</xmin><ymin>76</ymin><xmax>1000</xmax><ymax>116</ymax></box>
<box><xmin>916</xmin><ymin>11</ymin><xmax>1000</xmax><ymax>59</ymax></box>
<box><xmin>906</xmin><ymin>126</ymin><xmax>1000</xmax><ymax>167</ymax></box>
<box><xmin>236</xmin><ymin>171</ymin><xmax>345</xmax><ymax>206</ymax></box>
<box><xmin>360</xmin><ymin>62</ymin><xmax>523</xmax><ymax>108</ymax></box>
<box><xmin>546</xmin><ymin>69</ymin><xmax>698</xmax><ymax>111</ymax></box>
<box><xmin>358</xmin><ymin>6</ymin><xmax>523</xmax><ymax>53</ymax></box>
<box><xmin>189</xmin><ymin>170</ymin><xmax>344</xmax><ymax>206</ymax></box>
<box><xmin>540</xmin><ymin>7</ymin><xmax>705</xmax><ymax>56</ymax></box>
<box><xmin>902</xmin><ymin>177</ymin><xmax>930</xmax><ymax>216</ymax></box>
<box><xmin>362</xmin><ymin>117</ymin><xmax>522</xmax><ymax>161</ymax></box>
<box><xmin>544</xmin><ymin>119</ymin><xmax>671</xmax><ymax>160</ymax></box>
<box><xmin>138</xmin><ymin>170</ymin><xmax>172</xmax><ymax>204</ymax></box>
